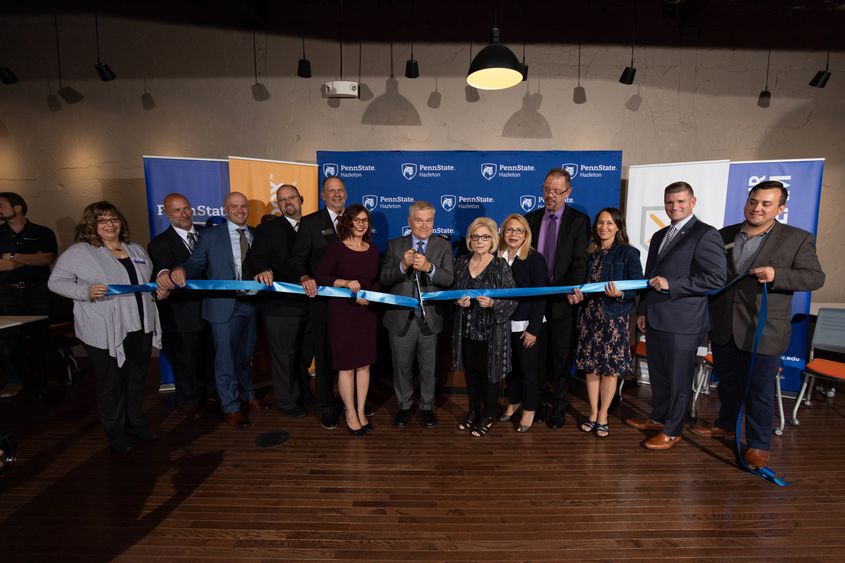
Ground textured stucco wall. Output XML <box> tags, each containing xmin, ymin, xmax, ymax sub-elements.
<box><xmin>0</xmin><ymin>16</ymin><xmax>841</xmax><ymax>300</ymax></box>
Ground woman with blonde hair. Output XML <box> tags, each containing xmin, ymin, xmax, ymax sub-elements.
<box><xmin>451</xmin><ymin>217</ymin><xmax>516</xmax><ymax>437</ymax></box>
<box><xmin>497</xmin><ymin>214</ymin><xmax>547</xmax><ymax>432</ymax></box>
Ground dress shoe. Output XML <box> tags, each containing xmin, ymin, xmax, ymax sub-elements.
<box><xmin>362</xmin><ymin>421</ymin><xmax>374</xmax><ymax>434</ymax></box>
<box><xmin>0</xmin><ymin>383</ymin><xmax>22</xmax><ymax>398</ymax></box>
<box><xmin>247</xmin><ymin>399</ymin><xmax>271</xmax><ymax>411</ymax></box>
<box><xmin>177</xmin><ymin>406</ymin><xmax>202</xmax><ymax>420</ymax></box>
<box><xmin>129</xmin><ymin>429</ymin><xmax>158</xmax><ymax>442</ymax></box>
<box><xmin>281</xmin><ymin>405</ymin><xmax>307</xmax><ymax>418</ymax></box>
<box><xmin>110</xmin><ymin>441</ymin><xmax>133</xmax><ymax>454</ymax></box>
<box><xmin>644</xmin><ymin>433</ymin><xmax>682</xmax><ymax>450</ymax></box>
<box><xmin>625</xmin><ymin>417</ymin><xmax>665</xmax><ymax>431</ymax></box>
<box><xmin>744</xmin><ymin>448</ymin><xmax>770</xmax><ymax>469</ymax></box>
<box><xmin>690</xmin><ymin>423</ymin><xmax>734</xmax><ymax>439</ymax></box>
<box><xmin>320</xmin><ymin>411</ymin><xmax>339</xmax><ymax>430</ymax></box>
<box><xmin>548</xmin><ymin>413</ymin><xmax>565</xmax><ymax>429</ymax></box>
<box><xmin>394</xmin><ymin>408</ymin><xmax>412</xmax><ymax>428</ymax></box>
<box><xmin>365</xmin><ymin>403</ymin><xmax>376</xmax><ymax>418</ymax></box>
<box><xmin>223</xmin><ymin>411</ymin><xmax>251</xmax><ymax>428</ymax></box>
<box><xmin>421</xmin><ymin>409</ymin><xmax>437</xmax><ymax>428</ymax></box>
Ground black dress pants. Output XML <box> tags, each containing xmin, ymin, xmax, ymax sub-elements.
<box><xmin>162</xmin><ymin>329</ymin><xmax>202</xmax><ymax>409</ymax></box>
<box><xmin>507</xmin><ymin>331</ymin><xmax>540</xmax><ymax>412</ymax></box>
<box><xmin>537</xmin><ymin>316</ymin><xmax>576</xmax><ymax>415</ymax></box>
<box><xmin>84</xmin><ymin>330</ymin><xmax>152</xmax><ymax>447</ymax></box>
<box><xmin>462</xmin><ymin>338</ymin><xmax>499</xmax><ymax>419</ymax></box>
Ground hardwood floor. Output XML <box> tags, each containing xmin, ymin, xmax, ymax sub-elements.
<box><xmin>2</xmin><ymin>367</ymin><xmax>845</xmax><ymax>561</ymax></box>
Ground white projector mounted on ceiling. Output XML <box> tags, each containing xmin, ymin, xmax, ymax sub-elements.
<box><xmin>322</xmin><ymin>80</ymin><xmax>359</xmax><ymax>98</ymax></box>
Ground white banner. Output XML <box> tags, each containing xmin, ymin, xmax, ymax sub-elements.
<box><xmin>626</xmin><ymin>160</ymin><xmax>730</xmax><ymax>269</ymax></box>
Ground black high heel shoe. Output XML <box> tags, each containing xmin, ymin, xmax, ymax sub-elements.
<box><xmin>344</xmin><ymin>409</ymin><xmax>365</xmax><ymax>436</ymax></box>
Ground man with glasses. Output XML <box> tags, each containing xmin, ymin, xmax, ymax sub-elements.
<box><xmin>381</xmin><ymin>201</ymin><xmax>454</xmax><ymax>429</ymax></box>
<box><xmin>524</xmin><ymin>169</ymin><xmax>590</xmax><ymax>428</ymax></box>
<box><xmin>246</xmin><ymin>185</ymin><xmax>312</xmax><ymax>417</ymax></box>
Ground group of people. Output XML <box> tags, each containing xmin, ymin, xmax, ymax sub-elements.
<box><xmin>4</xmin><ymin>166</ymin><xmax>824</xmax><ymax>470</ymax></box>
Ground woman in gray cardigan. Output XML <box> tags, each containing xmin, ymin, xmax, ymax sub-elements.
<box><xmin>49</xmin><ymin>201</ymin><xmax>164</xmax><ymax>453</ymax></box>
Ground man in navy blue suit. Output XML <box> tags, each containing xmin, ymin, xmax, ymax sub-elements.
<box><xmin>627</xmin><ymin>181</ymin><xmax>727</xmax><ymax>450</ymax></box>
<box><xmin>158</xmin><ymin>192</ymin><xmax>264</xmax><ymax>428</ymax></box>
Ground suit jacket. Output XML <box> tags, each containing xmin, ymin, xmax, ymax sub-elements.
<box><xmin>508</xmin><ymin>249</ymin><xmax>547</xmax><ymax>336</ymax></box>
<box><xmin>148</xmin><ymin>225</ymin><xmax>205</xmax><ymax>333</ymax></box>
<box><xmin>709</xmin><ymin>221</ymin><xmax>824</xmax><ymax>355</ymax></box>
<box><xmin>244</xmin><ymin>216</ymin><xmax>308</xmax><ymax>318</ymax></box>
<box><xmin>179</xmin><ymin>221</ymin><xmax>255</xmax><ymax>323</ymax></box>
<box><xmin>525</xmin><ymin>205</ymin><xmax>590</xmax><ymax>319</ymax></box>
<box><xmin>640</xmin><ymin>215</ymin><xmax>727</xmax><ymax>335</ymax></box>
<box><xmin>380</xmin><ymin>234</ymin><xmax>455</xmax><ymax>335</ymax></box>
<box><xmin>291</xmin><ymin>208</ymin><xmax>339</xmax><ymax>280</ymax></box>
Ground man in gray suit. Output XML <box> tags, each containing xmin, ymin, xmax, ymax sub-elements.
<box><xmin>627</xmin><ymin>182</ymin><xmax>727</xmax><ymax>450</ymax></box>
<box><xmin>381</xmin><ymin>201</ymin><xmax>455</xmax><ymax>428</ymax></box>
<box><xmin>692</xmin><ymin>180</ymin><xmax>824</xmax><ymax>469</ymax></box>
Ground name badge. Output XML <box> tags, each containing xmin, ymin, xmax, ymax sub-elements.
<box><xmin>724</xmin><ymin>243</ymin><xmax>735</xmax><ymax>250</ymax></box>
<box><xmin>321</xmin><ymin>228</ymin><xmax>334</xmax><ymax>237</ymax></box>
<box><xmin>132</xmin><ymin>258</ymin><xmax>147</xmax><ymax>264</ymax></box>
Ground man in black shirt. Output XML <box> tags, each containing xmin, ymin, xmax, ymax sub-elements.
<box><xmin>0</xmin><ymin>192</ymin><xmax>57</xmax><ymax>398</ymax></box>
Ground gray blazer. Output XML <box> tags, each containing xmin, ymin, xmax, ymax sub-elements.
<box><xmin>48</xmin><ymin>242</ymin><xmax>162</xmax><ymax>366</ymax></box>
<box><xmin>710</xmin><ymin>221</ymin><xmax>825</xmax><ymax>355</ymax></box>
<box><xmin>380</xmin><ymin>234</ymin><xmax>454</xmax><ymax>335</ymax></box>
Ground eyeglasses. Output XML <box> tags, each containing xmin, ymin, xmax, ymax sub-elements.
<box><xmin>351</xmin><ymin>217</ymin><xmax>370</xmax><ymax>224</ymax></box>
<box><xmin>470</xmin><ymin>234</ymin><xmax>493</xmax><ymax>242</ymax></box>
<box><xmin>542</xmin><ymin>188</ymin><xmax>570</xmax><ymax>197</ymax></box>
<box><xmin>97</xmin><ymin>217</ymin><xmax>121</xmax><ymax>225</ymax></box>
<box><xmin>504</xmin><ymin>227</ymin><xmax>526</xmax><ymax>235</ymax></box>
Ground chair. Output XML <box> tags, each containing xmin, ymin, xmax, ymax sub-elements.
<box><xmin>789</xmin><ymin>308</ymin><xmax>845</xmax><ymax>426</ymax></box>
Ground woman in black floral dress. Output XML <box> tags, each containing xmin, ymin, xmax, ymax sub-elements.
<box><xmin>569</xmin><ymin>208</ymin><xmax>643</xmax><ymax>438</ymax></box>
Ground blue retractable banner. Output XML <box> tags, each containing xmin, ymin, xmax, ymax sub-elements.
<box><xmin>143</xmin><ymin>156</ymin><xmax>230</xmax><ymax>237</ymax></box>
<box><xmin>725</xmin><ymin>159</ymin><xmax>824</xmax><ymax>393</ymax></box>
<box><xmin>316</xmin><ymin>151</ymin><xmax>623</xmax><ymax>248</ymax></box>
<box><xmin>143</xmin><ymin>156</ymin><xmax>231</xmax><ymax>388</ymax></box>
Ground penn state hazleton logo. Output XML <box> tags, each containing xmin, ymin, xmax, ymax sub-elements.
<box><xmin>441</xmin><ymin>194</ymin><xmax>456</xmax><ymax>212</ymax></box>
<box><xmin>362</xmin><ymin>195</ymin><xmax>378</xmax><ymax>212</ymax></box>
<box><xmin>401</xmin><ymin>163</ymin><xmax>418</xmax><ymax>181</ymax></box>
<box><xmin>322</xmin><ymin>163</ymin><xmax>338</xmax><ymax>177</ymax></box>
<box><xmin>401</xmin><ymin>226</ymin><xmax>412</xmax><ymax>236</ymax></box>
<box><xmin>481</xmin><ymin>163</ymin><xmax>498</xmax><ymax>181</ymax></box>
<box><xmin>519</xmin><ymin>195</ymin><xmax>537</xmax><ymax>212</ymax></box>
<box><xmin>562</xmin><ymin>163</ymin><xmax>579</xmax><ymax>179</ymax></box>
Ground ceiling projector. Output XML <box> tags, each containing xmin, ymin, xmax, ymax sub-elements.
<box><xmin>322</xmin><ymin>80</ymin><xmax>359</xmax><ymax>98</ymax></box>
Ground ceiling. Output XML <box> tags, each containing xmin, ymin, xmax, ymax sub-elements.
<box><xmin>2</xmin><ymin>0</ymin><xmax>844</xmax><ymax>51</ymax></box>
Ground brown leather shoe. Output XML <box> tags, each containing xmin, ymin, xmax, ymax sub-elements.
<box><xmin>644</xmin><ymin>432</ymin><xmax>682</xmax><ymax>450</ymax></box>
<box><xmin>625</xmin><ymin>417</ymin><xmax>665</xmax><ymax>431</ymax></box>
<box><xmin>247</xmin><ymin>399</ymin><xmax>271</xmax><ymax>411</ymax></box>
<box><xmin>744</xmin><ymin>448</ymin><xmax>770</xmax><ymax>469</ymax></box>
<box><xmin>223</xmin><ymin>411</ymin><xmax>251</xmax><ymax>428</ymax></box>
<box><xmin>177</xmin><ymin>406</ymin><xmax>202</xmax><ymax>420</ymax></box>
<box><xmin>690</xmin><ymin>423</ymin><xmax>734</xmax><ymax>439</ymax></box>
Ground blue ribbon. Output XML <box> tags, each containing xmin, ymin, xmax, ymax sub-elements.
<box><xmin>420</xmin><ymin>279</ymin><xmax>650</xmax><ymax>301</ymax></box>
<box><xmin>107</xmin><ymin>280</ymin><xmax>419</xmax><ymax>308</ymax></box>
<box><xmin>731</xmin><ymin>282</ymin><xmax>790</xmax><ymax>487</ymax></box>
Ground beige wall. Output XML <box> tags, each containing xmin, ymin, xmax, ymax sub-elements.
<box><xmin>0</xmin><ymin>16</ymin><xmax>841</xmax><ymax>301</ymax></box>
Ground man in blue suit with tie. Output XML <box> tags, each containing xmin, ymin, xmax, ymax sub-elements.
<box><xmin>158</xmin><ymin>192</ymin><xmax>264</xmax><ymax>428</ymax></box>
<box><xmin>626</xmin><ymin>182</ymin><xmax>727</xmax><ymax>450</ymax></box>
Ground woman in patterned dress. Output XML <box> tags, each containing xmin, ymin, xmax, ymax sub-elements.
<box><xmin>568</xmin><ymin>208</ymin><xmax>643</xmax><ymax>438</ymax></box>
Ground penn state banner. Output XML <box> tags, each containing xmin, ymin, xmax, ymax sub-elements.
<box><xmin>143</xmin><ymin>155</ymin><xmax>230</xmax><ymax>389</ymax></box>
<box><xmin>143</xmin><ymin>156</ymin><xmax>230</xmax><ymax>237</ymax></box>
<box><xmin>227</xmin><ymin>156</ymin><xmax>319</xmax><ymax>226</ymax></box>
<box><xmin>316</xmin><ymin>150</ymin><xmax>623</xmax><ymax>247</ymax></box>
<box><xmin>725</xmin><ymin>158</ymin><xmax>824</xmax><ymax>393</ymax></box>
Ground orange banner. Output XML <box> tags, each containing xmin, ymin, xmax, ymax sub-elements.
<box><xmin>227</xmin><ymin>156</ymin><xmax>318</xmax><ymax>227</ymax></box>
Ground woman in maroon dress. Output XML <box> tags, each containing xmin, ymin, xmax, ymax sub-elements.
<box><xmin>315</xmin><ymin>204</ymin><xmax>380</xmax><ymax>436</ymax></box>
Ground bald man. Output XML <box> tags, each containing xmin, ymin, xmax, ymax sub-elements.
<box><xmin>159</xmin><ymin>192</ymin><xmax>264</xmax><ymax>428</ymax></box>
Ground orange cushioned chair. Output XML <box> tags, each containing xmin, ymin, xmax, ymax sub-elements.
<box><xmin>790</xmin><ymin>308</ymin><xmax>845</xmax><ymax>426</ymax></box>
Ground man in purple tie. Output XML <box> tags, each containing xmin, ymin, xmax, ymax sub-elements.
<box><xmin>524</xmin><ymin>168</ymin><xmax>590</xmax><ymax>428</ymax></box>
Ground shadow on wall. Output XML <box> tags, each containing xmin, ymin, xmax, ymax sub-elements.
<box><xmin>502</xmin><ymin>91</ymin><xmax>552</xmax><ymax>139</ymax></box>
<box><xmin>361</xmin><ymin>76</ymin><xmax>421</xmax><ymax>126</ymax></box>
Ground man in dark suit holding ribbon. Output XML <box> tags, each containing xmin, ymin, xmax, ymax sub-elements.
<box><xmin>148</xmin><ymin>193</ymin><xmax>207</xmax><ymax>419</ymax></box>
<box><xmin>381</xmin><ymin>201</ymin><xmax>454</xmax><ymax>429</ymax></box>
<box><xmin>291</xmin><ymin>175</ymin><xmax>346</xmax><ymax>430</ymax></box>
<box><xmin>525</xmin><ymin>168</ymin><xmax>590</xmax><ymax>428</ymax></box>
<box><xmin>627</xmin><ymin>181</ymin><xmax>727</xmax><ymax>450</ymax></box>
<box><xmin>692</xmin><ymin>180</ymin><xmax>824</xmax><ymax>468</ymax></box>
